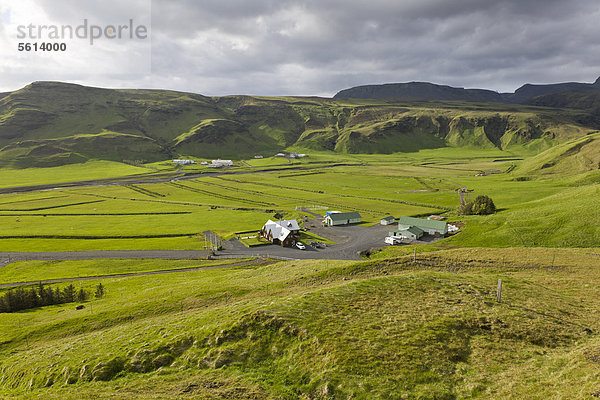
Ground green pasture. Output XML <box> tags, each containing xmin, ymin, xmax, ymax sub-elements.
<box><xmin>445</xmin><ymin>183</ymin><xmax>600</xmax><ymax>247</ymax></box>
<box><xmin>1</xmin><ymin>251</ymin><xmax>600</xmax><ymax>398</ymax></box>
<box><xmin>239</xmin><ymin>236</ymin><xmax>270</xmax><ymax>247</ymax></box>
<box><xmin>0</xmin><ymin>145</ymin><xmax>598</xmax><ymax>252</ymax></box>
<box><xmin>0</xmin><ymin>258</ymin><xmax>251</xmax><ymax>284</ymax></box>
<box><xmin>0</xmin><ymin>160</ymin><xmax>153</xmax><ymax>188</ymax></box>
<box><xmin>0</xmin><ymin>237</ymin><xmax>206</xmax><ymax>252</ymax></box>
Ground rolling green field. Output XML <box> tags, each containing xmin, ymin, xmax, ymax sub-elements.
<box><xmin>0</xmin><ymin>160</ymin><xmax>156</xmax><ymax>188</ymax></box>
<box><xmin>1</xmin><ymin>250</ymin><xmax>600</xmax><ymax>399</ymax></box>
<box><xmin>0</xmin><ymin>146</ymin><xmax>597</xmax><ymax>251</ymax></box>
<box><xmin>0</xmin><ymin>258</ymin><xmax>253</xmax><ymax>283</ymax></box>
<box><xmin>2</xmin><ymin>143</ymin><xmax>600</xmax><ymax>398</ymax></box>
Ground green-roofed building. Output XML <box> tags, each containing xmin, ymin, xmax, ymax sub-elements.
<box><xmin>398</xmin><ymin>216</ymin><xmax>448</xmax><ymax>236</ymax></box>
<box><xmin>380</xmin><ymin>216</ymin><xmax>395</xmax><ymax>225</ymax></box>
<box><xmin>325</xmin><ymin>211</ymin><xmax>362</xmax><ymax>226</ymax></box>
<box><xmin>389</xmin><ymin>225</ymin><xmax>424</xmax><ymax>240</ymax></box>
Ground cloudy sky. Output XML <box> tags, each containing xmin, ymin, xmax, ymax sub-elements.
<box><xmin>1</xmin><ymin>0</ymin><xmax>599</xmax><ymax>96</ymax></box>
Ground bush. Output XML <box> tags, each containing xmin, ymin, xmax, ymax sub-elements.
<box><xmin>460</xmin><ymin>195</ymin><xmax>496</xmax><ymax>215</ymax></box>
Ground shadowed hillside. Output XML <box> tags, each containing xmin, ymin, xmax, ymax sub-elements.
<box><xmin>334</xmin><ymin>82</ymin><xmax>504</xmax><ymax>102</ymax></box>
<box><xmin>1</xmin><ymin>81</ymin><xmax>599</xmax><ymax>167</ymax></box>
<box><xmin>334</xmin><ymin>76</ymin><xmax>600</xmax><ymax>104</ymax></box>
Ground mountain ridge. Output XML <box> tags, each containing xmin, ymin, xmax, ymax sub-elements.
<box><xmin>334</xmin><ymin>76</ymin><xmax>600</xmax><ymax>103</ymax></box>
<box><xmin>1</xmin><ymin>80</ymin><xmax>599</xmax><ymax>169</ymax></box>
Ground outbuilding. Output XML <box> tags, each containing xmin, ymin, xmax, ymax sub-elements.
<box><xmin>324</xmin><ymin>211</ymin><xmax>361</xmax><ymax>226</ymax></box>
<box><xmin>389</xmin><ymin>225</ymin><xmax>424</xmax><ymax>240</ymax></box>
<box><xmin>173</xmin><ymin>159</ymin><xmax>195</xmax><ymax>165</ymax></box>
<box><xmin>380</xmin><ymin>216</ymin><xmax>395</xmax><ymax>225</ymax></box>
<box><xmin>397</xmin><ymin>216</ymin><xmax>448</xmax><ymax>236</ymax></box>
<box><xmin>210</xmin><ymin>160</ymin><xmax>234</xmax><ymax>168</ymax></box>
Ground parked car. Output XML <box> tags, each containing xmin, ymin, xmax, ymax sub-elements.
<box><xmin>296</xmin><ymin>241</ymin><xmax>306</xmax><ymax>250</ymax></box>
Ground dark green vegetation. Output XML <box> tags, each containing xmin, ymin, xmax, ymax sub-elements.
<box><xmin>0</xmin><ymin>283</ymin><xmax>103</xmax><ymax>313</ymax></box>
<box><xmin>460</xmin><ymin>195</ymin><xmax>496</xmax><ymax>215</ymax></box>
<box><xmin>2</xmin><ymin>80</ymin><xmax>600</xmax><ymax>167</ymax></box>
<box><xmin>1</xmin><ymin>250</ymin><xmax>600</xmax><ymax>399</ymax></box>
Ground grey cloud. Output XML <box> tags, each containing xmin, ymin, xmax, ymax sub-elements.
<box><xmin>1</xmin><ymin>0</ymin><xmax>600</xmax><ymax>95</ymax></box>
<box><xmin>35</xmin><ymin>0</ymin><xmax>151</xmax><ymax>23</ymax></box>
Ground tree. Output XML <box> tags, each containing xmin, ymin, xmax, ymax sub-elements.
<box><xmin>0</xmin><ymin>284</ymin><xmax>93</xmax><ymax>313</ymax></box>
<box><xmin>95</xmin><ymin>283</ymin><xmax>105</xmax><ymax>299</ymax></box>
<box><xmin>77</xmin><ymin>288</ymin><xmax>89</xmax><ymax>302</ymax></box>
<box><xmin>62</xmin><ymin>284</ymin><xmax>76</xmax><ymax>303</ymax></box>
<box><xmin>461</xmin><ymin>195</ymin><xmax>496</xmax><ymax>215</ymax></box>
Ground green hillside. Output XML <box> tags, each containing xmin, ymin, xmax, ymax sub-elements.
<box><xmin>1</xmin><ymin>251</ymin><xmax>600</xmax><ymax>399</ymax></box>
<box><xmin>516</xmin><ymin>132</ymin><xmax>600</xmax><ymax>176</ymax></box>
<box><xmin>1</xmin><ymin>82</ymin><xmax>599</xmax><ymax>167</ymax></box>
<box><xmin>4</xmin><ymin>81</ymin><xmax>600</xmax><ymax>400</ymax></box>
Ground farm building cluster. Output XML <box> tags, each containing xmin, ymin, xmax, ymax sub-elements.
<box><xmin>274</xmin><ymin>152</ymin><xmax>307</xmax><ymax>158</ymax></box>
<box><xmin>256</xmin><ymin>211</ymin><xmax>457</xmax><ymax>250</ymax></box>
<box><xmin>386</xmin><ymin>216</ymin><xmax>458</xmax><ymax>244</ymax></box>
<box><xmin>172</xmin><ymin>159</ymin><xmax>234</xmax><ymax>167</ymax></box>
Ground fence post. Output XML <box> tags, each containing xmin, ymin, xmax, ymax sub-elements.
<box><xmin>496</xmin><ymin>279</ymin><xmax>503</xmax><ymax>303</ymax></box>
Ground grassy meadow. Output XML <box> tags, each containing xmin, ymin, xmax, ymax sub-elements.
<box><xmin>0</xmin><ymin>160</ymin><xmax>159</xmax><ymax>188</ymax></box>
<box><xmin>1</xmin><ymin>251</ymin><xmax>600</xmax><ymax>398</ymax></box>
<box><xmin>2</xmin><ymin>146</ymin><xmax>600</xmax><ymax>398</ymax></box>
<box><xmin>0</xmin><ymin>146</ymin><xmax>598</xmax><ymax>251</ymax></box>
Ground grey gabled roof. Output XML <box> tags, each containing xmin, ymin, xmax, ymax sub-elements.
<box><xmin>327</xmin><ymin>211</ymin><xmax>361</xmax><ymax>221</ymax></box>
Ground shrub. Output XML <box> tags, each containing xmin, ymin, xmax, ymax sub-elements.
<box><xmin>460</xmin><ymin>195</ymin><xmax>496</xmax><ymax>215</ymax></box>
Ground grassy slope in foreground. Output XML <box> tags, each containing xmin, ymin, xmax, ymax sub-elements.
<box><xmin>1</xmin><ymin>250</ymin><xmax>600</xmax><ymax>399</ymax></box>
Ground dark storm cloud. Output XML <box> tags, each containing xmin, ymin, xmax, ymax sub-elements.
<box><xmin>143</xmin><ymin>0</ymin><xmax>600</xmax><ymax>96</ymax></box>
<box><xmin>1</xmin><ymin>0</ymin><xmax>599</xmax><ymax>95</ymax></box>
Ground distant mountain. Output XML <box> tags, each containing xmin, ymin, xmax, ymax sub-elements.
<box><xmin>1</xmin><ymin>81</ymin><xmax>599</xmax><ymax>168</ymax></box>
<box><xmin>333</xmin><ymin>82</ymin><xmax>504</xmax><ymax>103</ymax></box>
<box><xmin>334</xmin><ymin>77</ymin><xmax>600</xmax><ymax>104</ymax></box>
<box><xmin>527</xmin><ymin>89</ymin><xmax>600</xmax><ymax>110</ymax></box>
<box><xmin>508</xmin><ymin>77</ymin><xmax>600</xmax><ymax>103</ymax></box>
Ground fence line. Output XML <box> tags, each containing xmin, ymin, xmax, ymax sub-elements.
<box><xmin>210</xmin><ymin>254</ymin><xmax>299</xmax><ymax>261</ymax></box>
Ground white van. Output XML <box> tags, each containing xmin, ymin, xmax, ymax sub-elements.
<box><xmin>385</xmin><ymin>236</ymin><xmax>403</xmax><ymax>245</ymax></box>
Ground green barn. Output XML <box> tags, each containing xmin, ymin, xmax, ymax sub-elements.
<box><xmin>397</xmin><ymin>216</ymin><xmax>448</xmax><ymax>236</ymax></box>
<box><xmin>389</xmin><ymin>225</ymin><xmax>425</xmax><ymax>240</ymax></box>
<box><xmin>325</xmin><ymin>211</ymin><xmax>362</xmax><ymax>226</ymax></box>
